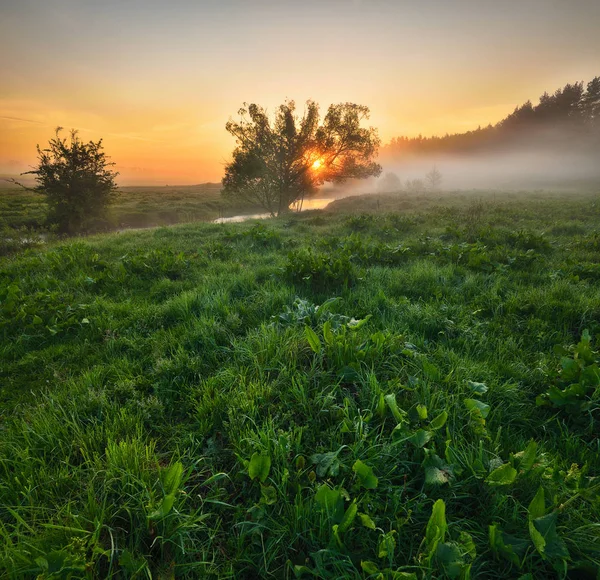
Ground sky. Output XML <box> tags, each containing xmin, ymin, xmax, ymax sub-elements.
<box><xmin>1</xmin><ymin>0</ymin><xmax>599</xmax><ymax>184</ymax></box>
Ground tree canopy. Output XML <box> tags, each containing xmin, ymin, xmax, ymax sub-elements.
<box><xmin>222</xmin><ymin>101</ymin><xmax>381</xmax><ymax>215</ymax></box>
<box><xmin>25</xmin><ymin>128</ymin><xmax>119</xmax><ymax>234</ymax></box>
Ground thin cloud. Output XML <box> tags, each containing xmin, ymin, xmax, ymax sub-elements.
<box><xmin>0</xmin><ymin>115</ymin><xmax>46</xmax><ymax>124</ymax></box>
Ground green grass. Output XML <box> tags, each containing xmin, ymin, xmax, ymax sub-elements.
<box><xmin>0</xmin><ymin>184</ymin><xmax>260</xmax><ymax>255</ymax></box>
<box><xmin>1</xmin><ymin>191</ymin><xmax>599</xmax><ymax>578</ymax></box>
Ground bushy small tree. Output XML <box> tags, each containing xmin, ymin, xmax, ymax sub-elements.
<box><xmin>25</xmin><ymin>128</ymin><xmax>119</xmax><ymax>234</ymax></box>
<box><xmin>377</xmin><ymin>171</ymin><xmax>402</xmax><ymax>193</ymax></box>
<box><xmin>425</xmin><ymin>166</ymin><xmax>443</xmax><ymax>191</ymax></box>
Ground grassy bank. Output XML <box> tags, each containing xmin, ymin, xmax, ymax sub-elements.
<box><xmin>1</xmin><ymin>191</ymin><xmax>599</xmax><ymax>578</ymax></box>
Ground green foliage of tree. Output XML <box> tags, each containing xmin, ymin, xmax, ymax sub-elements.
<box><xmin>25</xmin><ymin>128</ymin><xmax>119</xmax><ymax>234</ymax></box>
<box><xmin>222</xmin><ymin>101</ymin><xmax>381</xmax><ymax>215</ymax></box>
<box><xmin>581</xmin><ymin>76</ymin><xmax>600</xmax><ymax>125</ymax></box>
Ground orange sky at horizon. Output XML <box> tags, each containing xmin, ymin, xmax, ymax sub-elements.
<box><xmin>1</xmin><ymin>0</ymin><xmax>599</xmax><ymax>185</ymax></box>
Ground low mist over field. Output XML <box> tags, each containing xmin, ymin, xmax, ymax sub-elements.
<box><xmin>379</xmin><ymin>148</ymin><xmax>600</xmax><ymax>191</ymax></box>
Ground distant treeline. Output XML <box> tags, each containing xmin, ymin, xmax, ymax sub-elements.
<box><xmin>382</xmin><ymin>76</ymin><xmax>600</xmax><ymax>158</ymax></box>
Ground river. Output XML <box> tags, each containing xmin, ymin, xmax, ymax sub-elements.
<box><xmin>212</xmin><ymin>198</ymin><xmax>333</xmax><ymax>224</ymax></box>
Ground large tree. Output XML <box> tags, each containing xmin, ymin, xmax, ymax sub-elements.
<box><xmin>24</xmin><ymin>128</ymin><xmax>119</xmax><ymax>234</ymax></box>
<box><xmin>222</xmin><ymin>100</ymin><xmax>381</xmax><ymax>215</ymax></box>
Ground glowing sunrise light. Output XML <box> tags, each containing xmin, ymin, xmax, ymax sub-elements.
<box><xmin>312</xmin><ymin>159</ymin><xmax>323</xmax><ymax>169</ymax></box>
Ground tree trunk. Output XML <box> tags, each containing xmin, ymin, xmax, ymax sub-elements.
<box><xmin>277</xmin><ymin>190</ymin><xmax>291</xmax><ymax>216</ymax></box>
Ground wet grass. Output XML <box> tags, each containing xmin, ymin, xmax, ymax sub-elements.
<box><xmin>1</xmin><ymin>191</ymin><xmax>599</xmax><ymax>578</ymax></box>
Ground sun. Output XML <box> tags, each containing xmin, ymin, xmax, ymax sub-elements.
<box><xmin>312</xmin><ymin>159</ymin><xmax>323</xmax><ymax>170</ymax></box>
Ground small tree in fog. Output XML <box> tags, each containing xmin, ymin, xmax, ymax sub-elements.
<box><xmin>25</xmin><ymin>128</ymin><xmax>118</xmax><ymax>234</ymax></box>
<box><xmin>405</xmin><ymin>178</ymin><xmax>426</xmax><ymax>193</ymax></box>
<box><xmin>222</xmin><ymin>100</ymin><xmax>382</xmax><ymax>216</ymax></box>
<box><xmin>377</xmin><ymin>171</ymin><xmax>402</xmax><ymax>193</ymax></box>
<box><xmin>425</xmin><ymin>166</ymin><xmax>442</xmax><ymax>191</ymax></box>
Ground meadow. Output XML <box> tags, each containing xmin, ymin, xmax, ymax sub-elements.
<box><xmin>1</xmin><ymin>190</ymin><xmax>599</xmax><ymax>579</ymax></box>
<box><xmin>0</xmin><ymin>184</ymin><xmax>257</xmax><ymax>255</ymax></box>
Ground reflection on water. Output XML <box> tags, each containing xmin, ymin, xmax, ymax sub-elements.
<box><xmin>213</xmin><ymin>198</ymin><xmax>333</xmax><ymax>224</ymax></box>
<box><xmin>213</xmin><ymin>212</ymin><xmax>271</xmax><ymax>224</ymax></box>
<box><xmin>290</xmin><ymin>198</ymin><xmax>332</xmax><ymax>211</ymax></box>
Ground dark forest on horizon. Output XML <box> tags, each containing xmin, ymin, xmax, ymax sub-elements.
<box><xmin>381</xmin><ymin>76</ymin><xmax>600</xmax><ymax>159</ymax></box>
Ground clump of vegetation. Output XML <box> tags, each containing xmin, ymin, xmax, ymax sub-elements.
<box><xmin>1</xmin><ymin>190</ymin><xmax>600</xmax><ymax>578</ymax></box>
<box><xmin>538</xmin><ymin>330</ymin><xmax>600</xmax><ymax>425</ymax></box>
<box><xmin>24</xmin><ymin>128</ymin><xmax>119</xmax><ymax>234</ymax></box>
<box><xmin>285</xmin><ymin>247</ymin><xmax>356</xmax><ymax>289</ymax></box>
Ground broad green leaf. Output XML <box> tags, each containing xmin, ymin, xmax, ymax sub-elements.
<box><xmin>359</xmin><ymin>512</ymin><xmax>376</xmax><ymax>529</ymax></box>
<box><xmin>260</xmin><ymin>484</ymin><xmax>277</xmax><ymax>505</ymax></box>
<box><xmin>347</xmin><ymin>314</ymin><xmax>372</xmax><ymax>330</ymax></box>
<box><xmin>575</xmin><ymin>329</ymin><xmax>594</xmax><ymax>363</ymax></box>
<box><xmin>581</xmin><ymin>363</ymin><xmax>600</xmax><ymax>387</ymax></box>
<box><xmin>293</xmin><ymin>564</ymin><xmax>317</xmax><ymax>577</ymax></box>
<box><xmin>36</xmin><ymin>551</ymin><xmax>66</xmax><ymax>573</ymax></box>
<box><xmin>489</xmin><ymin>524</ymin><xmax>528</xmax><ymax>567</ymax></box>
<box><xmin>332</xmin><ymin>524</ymin><xmax>344</xmax><ymax>549</ymax></box>
<box><xmin>429</xmin><ymin>410</ymin><xmax>448</xmax><ymax>430</ymax></box>
<box><xmin>310</xmin><ymin>449</ymin><xmax>342</xmax><ymax>478</ymax></box>
<box><xmin>425</xmin><ymin>465</ymin><xmax>453</xmax><ymax>485</ymax></box>
<box><xmin>384</xmin><ymin>394</ymin><xmax>407</xmax><ymax>424</ymax></box>
<box><xmin>378</xmin><ymin>530</ymin><xmax>397</xmax><ymax>558</ymax></box>
<box><xmin>464</xmin><ymin>398</ymin><xmax>490</xmax><ymax>419</ymax></box>
<box><xmin>148</xmin><ymin>493</ymin><xmax>175</xmax><ymax>520</ymax></box>
<box><xmin>322</xmin><ymin>320</ymin><xmax>334</xmax><ymax>346</ymax></box>
<box><xmin>416</xmin><ymin>404</ymin><xmax>428</xmax><ymax>419</ymax></box>
<box><xmin>353</xmin><ymin>459</ymin><xmax>378</xmax><ymax>489</ymax></box>
<box><xmin>528</xmin><ymin>486</ymin><xmax>545</xmax><ymax>520</ymax></box>
<box><xmin>248</xmin><ymin>453</ymin><xmax>271</xmax><ymax>482</ymax></box>
<box><xmin>458</xmin><ymin>531</ymin><xmax>477</xmax><ymax>559</ymax></box>
<box><xmin>314</xmin><ymin>484</ymin><xmax>344</xmax><ymax>522</ymax></box>
<box><xmin>422</xmin><ymin>360</ymin><xmax>441</xmax><ymax>380</ymax></box>
<box><xmin>163</xmin><ymin>461</ymin><xmax>184</xmax><ymax>495</ymax></box>
<box><xmin>435</xmin><ymin>542</ymin><xmax>464</xmax><ymax>579</ymax></box>
<box><xmin>408</xmin><ymin>429</ymin><xmax>433</xmax><ymax>448</ymax></box>
<box><xmin>517</xmin><ymin>440</ymin><xmax>537</xmax><ymax>473</ymax></box>
<box><xmin>529</xmin><ymin>521</ymin><xmax>546</xmax><ymax>555</ymax></box>
<box><xmin>304</xmin><ymin>325</ymin><xmax>322</xmax><ymax>354</ymax></box>
<box><xmin>338</xmin><ymin>501</ymin><xmax>358</xmax><ymax>533</ymax></box>
<box><xmin>486</xmin><ymin>463</ymin><xmax>517</xmax><ymax>486</ymax></box>
<box><xmin>532</xmin><ymin>513</ymin><xmax>569</xmax><ymax>560</ymax></box>
<box><xmin>425</xmin><ymin>499</ymin><xmax>447</xmax><ymax>558</ymax></box>
<box><xmin>361</xmin><ymin>561</ymin><xmax>380</xmax><ymax>574</ymax></box>
<box><xmin>32</xmin><ymin>315</ymin><xmax>43</xmax><ymax>325</ymax></box>
<box><xmin>319</xmin><ymin>296</ymin><xmax>342</xmax><ymax>313</ymax></box>
<box><xmin>528</xmin><ymin>487</ymin><xmax>546</xmax><ymax>555</ymax></box>
<box><xmin>467</xmin><ymin>380</ymin><xmax>488</xmax><ymax>395</ymax></box>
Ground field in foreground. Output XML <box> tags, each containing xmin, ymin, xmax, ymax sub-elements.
<box><xmin>1</xmin><ymin>191</ymin><xmax>599</xmax><ymax>579</ymax></box>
